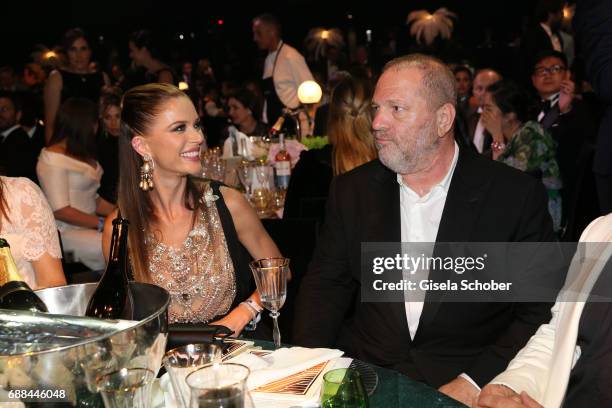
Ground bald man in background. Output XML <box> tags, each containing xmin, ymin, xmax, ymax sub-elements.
<box><xmin>468</xmin><ymin>69</ymin><xmax>503</xmax><ymax>154</ymax></box>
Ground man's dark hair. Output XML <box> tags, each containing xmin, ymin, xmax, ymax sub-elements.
<box><xmin>486</xmin><ymin>80</ymin><xmax>530</xmax><ymax>123</ymax></box>
<box><xmin>533</xmin><ymin>50</ymin><xmax>568</xmax><ymax>70</ymax></box>
<box><xmin>453</xmin><ymin>66</ymin><xmax>473</xmax><ymax>79</ymax></box>
<box><xmin>0</xmin><ymin>91</ymin><xmax>21</xmax><ymax>112</ymax></box>
<box><xmin>253</xmin><ymin>13</ymin><xmax>282</xmax><ymax>36</ymax></box>
<box><xmin>535</xmin><ymin>0</ymin><xmax>564</xmax><ymax>23</ymax></box>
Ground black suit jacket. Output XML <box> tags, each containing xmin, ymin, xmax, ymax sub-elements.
<box><xmin>293</xmin><ymin>148</ymin><xmax>556</xmax><ymax>388</ymax></box>
<box><xmin>0</xmin><ymin>127</ymin><xmax>38</xmax><ymax>183</ymax></box>
<box><xmin>575</xmin><ymin>0</ymin><xmax>612</xmax><ymax>176</ymax></box>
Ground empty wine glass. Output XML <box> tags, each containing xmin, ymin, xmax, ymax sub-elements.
<box><xmin>249</xmin><ymin>257</ymin><xmax>289</xmax><ymax>348</ymax></box>
<box><xmin>163</xmin><ymin>343</ymin><xmax>224</xmax><ymax>408</ymax></box>
<box><xmin>236</xmin><ymin>161</ymin><xmax>252</xmax><ymax>197</ymax></box>
<box><xmin>97</xmin><ymin>367</ymin><xmax>155</xmax><ymax>408</ymax></box>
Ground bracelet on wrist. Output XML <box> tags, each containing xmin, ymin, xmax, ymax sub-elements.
<box><xmin>491</xmin><ymin>141</ymin><xmax>507</xmax><ymax>153</ymax></box>
<box><xmin>240</xmin><ymin>301</ymin><xmax>259</xmax><ymax>319</ymax></box>
<box><xmin>97</xmin><ymin>217</ymin><xmax>105</xmax><ymax>232</ymax></box>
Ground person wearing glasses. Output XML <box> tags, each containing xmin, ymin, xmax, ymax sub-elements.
<box><xmin>531</xmin><ymin>50</ymin><xmax>599</xmax><ymax>239</ymax></box>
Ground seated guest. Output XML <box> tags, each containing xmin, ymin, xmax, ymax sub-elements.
<box><xmin>284</xmin><ymin>75</ymin><xmax>377</xmax><ymax>219</ymax></box>
<box><xmin>37</xmin><ymin>98</ymin><xmax>115</xmax><ymax>271</ymax></box>
<box><xmin>0</xmin><ymin>176</ymin><xmax>67</xmax><ymax>289</ymax></box>
<box><xmin>103</xmin><ymin>83</ymin><xmax>281</xmax><ymax>335</ymax></box>
<box><xmin>293</xmin><ymin>54</ymin><xmax>556</xmax><ymax>407</ymax></box>
<box><xmin>481</xmin><ymin>80</ymin><xmax>563</xmax><ymax>233</ymax></box>
<box><xmin>97</xmin><ymin>89</ymin><xmax>122</xmax><ymax>204</ymax></box>
<box><xmin>475</xmin><ymin>213</ymin><xmax>612</xmax><ymax>408</ymax></box>
<box><xmin>225</xmin><ymin>87</ymin><xmax>269</xmax><ymax>139</ymax></box>
<box><xmin>467</xmin><ymin>69</ymin><xmax>503</xmax><ymax>154</ymax></box>
<box><xmin>531</xmin><ymin>50</ymin><xmax>599</xmax><ymax>235</ymax></box>
<box><xmin>454</xmin><ymin>65</ymin><xmax>473</xmax><ymax>118</ymax></box>
<box><xmin>0</xmin><ymin>92</ymin><xmax>38</xmax><ymax>183</ymax></box>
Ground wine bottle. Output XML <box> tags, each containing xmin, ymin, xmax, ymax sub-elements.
<box><xmin>269</xmin><ymin>115</ymin><xmax>285</xmax><ymax>140</ymax></box>
<box><xmin>0</xmin><ymin>238</ymin><xmax>48</xmax><ymax>312</ymax></box>
<box><xmin>274</xmin><ymin>134</ymin><xmax>291</xmax><ymax>190</ymax></box>
<box><xmin>85</xmin><ymin>216</ymin><xmax>134</xmax><ymax>320</ymax></box>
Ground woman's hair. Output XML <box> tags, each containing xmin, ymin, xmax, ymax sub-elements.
<box><xmin>119</xmin><ymin>83</ymin><xmax>201</xmax><ymax>282</ymax></box>
<box><xmin>48</xmin><ymin>97</ymin><xmax>98</xmax><ymax>161</ymax></box>
<box><xmin>99</xmin><ymin>87</ymin><xmax>122</xmax><ymax>116</ymax></box>
<box><xmin>228</xmin><ymin>88</ymin><xmax>262</xmax><ymax>120</ymax></box>
<box><xmin>486</xmin><ymin>80</ymin><xmax>530</xmax><ymax>124</ymax></box>
<box><xmin>62</xmin><ymin>28</ymin><xmax>89</xmax><ymax>52</ymax></box>
<box><xmin>129</xmin><ymin>29</ymin><xmax>160</xmax><ymax>58</ymax></box>
<box><xmin>327</xmin><ymin>76</ymin><xmax>377</xmax><ymax>175</ymax></box>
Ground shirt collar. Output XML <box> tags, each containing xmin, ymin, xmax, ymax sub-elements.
<box><xmin>0</xmin><ymin>124</ymin><xmax>20</xmax><ymax>140</ymax></box>
<box><xmin>540</xmin><ymin>22</ymin><xmax>554</xmax><ymax>38</ymax></box>
<box><xmin>396</xmin><ymin>141</ymin><xmax>460</xmax><ymax>198</ymax></box>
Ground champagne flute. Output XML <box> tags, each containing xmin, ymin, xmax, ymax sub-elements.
<box><xmin>236</xmin><ymin>161</ymin><xmax>252</xmax><ymax>197</ymax></box>
<box><xmin>185</xmin><ymin>363</ymin><xmax>254</xmax><ymax>408</ymax></box>
<box><xmin>249</xmin><ymin>257</ymin><xmax>289</xmax><ymax>348</ymax></box>
<box><xmin>97</xmin><ymin>367</ymin><xmax>155</xmax><ymax>408</ymax></box>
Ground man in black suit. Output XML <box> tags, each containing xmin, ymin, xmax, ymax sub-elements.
<box><xmin>574</xmin><ymin>0</ymin><xmax>612</xmax><ymax>215</ymax></box>
<box><xmin>520</xmin><ymin>0</ymin><xmax>565</xmax><ymax>81</ymax></box>
<box><xmin>530</xmin><ymin>50</ymin><xmax>599</xmax><ymax>239</ymax></box>
<box><xmin>293</xmin><ymin>54</ymin><xmax>556</xmax><ymax>406</ymax></box>
<box><xmin>0</xmin><ymin>92</ymin><xmax>38</xmax><ymax>182</ymax></box>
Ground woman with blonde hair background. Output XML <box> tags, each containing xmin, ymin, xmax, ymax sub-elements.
<box><xmin>284</xmin><ymin>75</ymin><xmax>377</xmax><ymax>219</ymax></box>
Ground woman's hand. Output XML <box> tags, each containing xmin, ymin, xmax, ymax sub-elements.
<box><xmin>209</xmin><ymin>304</ymin><xmax>253</xmax><ymax>338</ymax></box>
<box><xmin>481</xmin><ymin>105</ymin><xmax>504</xmax><ymax>143</ymax></box>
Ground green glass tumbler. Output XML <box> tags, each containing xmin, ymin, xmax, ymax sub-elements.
<box><xmin>320</xmin><ymin>368</ymin><xmax>369</xmax><ymax>408</ymax></box>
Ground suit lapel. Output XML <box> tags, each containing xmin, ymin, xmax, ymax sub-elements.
<box><xmin>417</xmin><ymin>149</ymin><xmax>491</xmax><ymax>330</ymax></box>
<box><xmin>365</xmin><ymin>162</ymin><xmax>411</xmax><ymax>340</ymax></box>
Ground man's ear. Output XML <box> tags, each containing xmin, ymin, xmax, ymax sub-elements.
<box><xmin>436</xmin><ymin>103</ymin><xmax>456</xmax><ymax>137</ymax></box>
<box><xmin>131</xmin><ymin>135</ymin><xmax>150</xmax><ymax>158</ymax></box>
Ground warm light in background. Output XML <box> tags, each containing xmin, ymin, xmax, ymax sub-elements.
<box><xmin>321</xmin><ymin>30</ymin><xmax>330</xmax><ymax>40</ymax></box>
<box><xmin>297</xmin><ymin>81</ymin><xmax>322</xmax><ymax>104</ymax></box>
<box><xmin>178</xmin><ymin>82</ymin><xmax>189</xmax><ymax>91</ymax></box>
<box><xmin>44</xmin><ymin>51</ymin><xmax>57</xmax><ymax>59</ymax></box>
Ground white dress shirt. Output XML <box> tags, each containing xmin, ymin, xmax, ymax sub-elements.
<box><xmin>0</xmin><ymin>124</ymin><xmax>20</xmax><ymax>142</ymax></box>
<box><xmin>540</xmin><ymin>23</ymin><xmax>562</xmax><ymax>52</ymax></box>
<box><xmin>473</xmin><ymin>107</ymin><xmax>486</xmax><ymax>153</ymax></box>
<box><xmin>537</xmin><ymin>92</ymin><xmax>560</xmax><ymax>122</ymax></box>
<box><xmin>398</xmin><ymin>142</ymin><xmax>459</xmax><ymax>339</ymax></box>
<box><xmin>262</xmin><ymin>41</ymin><xmax>314</xmax><ymax>110</ymax></box>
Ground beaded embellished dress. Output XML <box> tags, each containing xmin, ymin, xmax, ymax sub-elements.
<box><xmin>145</xmin><ymin>181</ymin><xmax>249</xmax><ymax>324</ymax></box>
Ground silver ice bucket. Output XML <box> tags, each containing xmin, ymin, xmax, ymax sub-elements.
<box><xmin>0</xmin><ymin>282</ymin><xmax>169</xmax><ymax>406</ymax></box>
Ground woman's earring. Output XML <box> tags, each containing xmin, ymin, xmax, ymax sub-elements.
<box><xmin>139</xmin><ymin>154</ymin><xmax>154</xmax><ymax>191</ymax></box>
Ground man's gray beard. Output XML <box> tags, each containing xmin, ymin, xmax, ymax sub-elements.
<box><xmin>377</xmin><ymin>135</ymin><xmax>441</xmax><ymax>176</ymax></box>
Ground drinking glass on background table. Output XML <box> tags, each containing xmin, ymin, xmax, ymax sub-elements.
<box><xmin>236</xmin><ymin>160</ymin><xmax>253</xmax><ymax>197</ymax></box>
<box><xmin>97</xmin><ymin>367</ymin><xmax>155</xmax><ymax>408</ymax></box>
<box><xmin>186</xmin><ymin>363</ymin><xmax>254</xmax><ymax>408</ymax></box>
<box><xmin>163</xmin><ymin>343</ymin><xmax>224</xmax><ymax>408</ymax></box>
<box><xmin>320</xmin><ymin>368</ymin><xmax>369</xmax><ymax>408</ymax></box>
<box><xmin>249</xmin><ymin>257</ymin><xmax>289</xmax><ymax>348</ymax></box>
<box><xmin>250</xmin><ymin>164</ymin><xmax>274</xmax><ymax>216</ymax></box>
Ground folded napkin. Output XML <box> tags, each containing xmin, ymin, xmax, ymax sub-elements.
<box><xmin>227</xmin><ymin>347</ymin><xmax>343</xmax><ymax>391</ymax></box>
<box><xmin>267</xmin><ymin>140</ymin><xmax>308</xmax><ymax>167</ymax></box>
<box><xmin>222</xmin><ymin>127</ymin><xmax>268</xmax><ymax>160</ymax></box>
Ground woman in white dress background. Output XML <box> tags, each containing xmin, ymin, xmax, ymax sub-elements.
<box><xmin>37</xmin><ymin>97</ymin><xmax>115</xmax><ymax>271</ymax></box>
<box><xmin>0</xmin><ymin>176</ymin><xmax>66</xmax><ymax>289</ymax></box>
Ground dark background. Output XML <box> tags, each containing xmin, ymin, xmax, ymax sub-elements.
<box><xmin>2</xmin><ymin>0</ymin><xmax>550</xmax><ymax>80</ymax></box>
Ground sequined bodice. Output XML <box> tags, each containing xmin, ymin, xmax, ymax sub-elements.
<box><xmin>146</xmin><ymin>183</ymin><xmax>236</xmax><ymax>324</ymax></box>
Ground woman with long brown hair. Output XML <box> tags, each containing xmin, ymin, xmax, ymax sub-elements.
<box><xmin>103</xmin><ymin>83</ymin><xmax>281</xmax><ymax>335</ymax></box>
